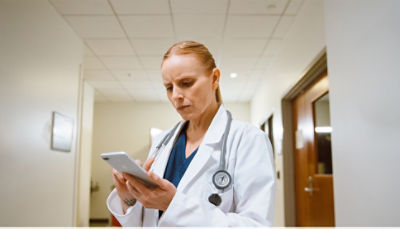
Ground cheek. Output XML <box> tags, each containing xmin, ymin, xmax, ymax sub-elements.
<box><xmin>190</xmin><ymin>83</ymin><xmax>214</xmax><ymax>105</ymax></box>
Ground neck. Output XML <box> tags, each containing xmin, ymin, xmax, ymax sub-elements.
<box><xmin>187</xmin><ymin>102</ymin><xmax>220</xmax><ymax>136</ymax></box>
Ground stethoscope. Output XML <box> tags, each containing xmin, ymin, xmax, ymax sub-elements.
<box><xmin>153</xmin><ymin>110</ymin><xmax>233</xmax><ymax>207</ymax></box>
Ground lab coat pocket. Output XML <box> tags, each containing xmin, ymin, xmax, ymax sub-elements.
<box><xmin>206</xmin><ymin>182</ymin><xmax>234</xmax><ymax>212</ymax></box>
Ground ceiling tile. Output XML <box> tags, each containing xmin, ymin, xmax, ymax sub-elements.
<box><xmin>220</xmin><ymin>83</ymin><xmax>244</xmax><ymax>102</ymax></box>
<box><xmin>225</xmin><ymin>15</ymin><xmax>279</xmax><ymax>38</ymax></box>
<box><xmin>171</xmin><ymin>0</ymin><xmax>228</xmax><ymax>14</ymax></box>
<box><xmin>110</xmin><ymin>0</ymin><xmax>170</xmax><ymax>14</ymax></box>
<box><xmin>272</xmin><ymin>16</ymin><xmax>295</xmax><ymax>38</ymax></box>
<box><xmin>229</xmin><ymin>0</ymin><xmax>288</xmax><ymax>15</ymax></box>
<box><xmin>86</xmin><ymin>80</ymin><xmax>122</xmax><ymax>88</ymax></box>
<box><xmin>135</xmin><ymin>94</ymin><xmax>160</xmax><ymax>101</ymax></box>
<box><xmin>174</xmin><ymin>14</ymin><xmax>225</xmax><ymax>38</ymax></box>
<box><xmin>151</xmin><ymin>82</ymin><xmax>166</xmax><ymax>92</ymax></box>
<box><xmin>222</xmin><ymin>39</ymin><xmax>267</xmax><ymax>56</ymax></box>
<box><xmin>120</xmin><ymin>15</ymin><xmax>174</xmax><ymax>38</ymax></box>
<box><xmin>254</xmin><ymin>56</ymin><xmax>274</xmax><ymax>70</ymax></box>
<box><xmin>101</xmin><ymin>56</ymin><xmax>142</xmax><ymax>69</ymax></box>
<box><xmin>112</xmin><ymin>70</ymin><xmax>149</xmax><ymax>81</ymax></box>
<box><xmin>50</xmin><ymin>0</ymin><xmax>113</xmax><ymax>15</ymax></box>
<box><xmin>285</xmin><ymin>0</ymin><xmax>304</xmax><ymax>15</ymax></box>
<box><xmin>98</xmin><ymin>88</ymin><xmax>133</xmax><ymax>102</ymax></box>
<box><xmin>249</xmin><ymin>70</ymin><xmax>266</xmax><ymax>80</ymax></box>
<box><xmin>94</xmin><ymin>90</ymin><xmax>109</xmax><ymax>102</ymax></box>
<box><xmin>131</xmin><ymin>38</ymin><xmax>175</xmax><ymax>56</ymax></box>
<box><xmin>219</xmin><ymin>69</ymin><xmax>253</xmax><ymax>83</ymax></box>
<box><xmin>84</xmin><ymin>46</ymin><xmax>95</xmax><ymax>57</ymax></box>
<box><xmin>263</xmin><ymin>39</ymin><xmax>283</xmax><ymax>57</ymax></box>
<box><xmin>83</xmin><ymin>70</ymin><xmax>115</xmax><ymax>81</ymax></box>
<box><xmin>127</xmin><ymin>88</ymin><xmax>160</xmax><ymax>101</ymax></box>
<box><xmin>107</xmin><ymin>95</ymin><xmax>134</xmax><ymax>102</ymax></box>
<box><xmin>86</xmin><ymin>39</ymin><xmax>134</xmax><ymax>56</ymax></box>
<box><xmin>220</xmin><ymin>56</ymin><xmax>258</xmax><ymax>70</ymax></box>
<box><xmin>140</xmin><ymin>56</ymin><xmax>163</xmax><ymax>70</ymax></box>
<box><xmin>147</xmin><ymin>71</ymin><xmax>164</xmax><ymax>86</ymax></box>
<box><xmin>96</xmin><ymin>87</ymin><xmax>126</xmax><ymax>94</ymax></box>
<box><xmin>121</xmin><ymin>80</ymin><xmax>154</xmax><ymax>90</ymax></box>
<box><xmin>65</xmin><ymin>16</ymin><xmax>125</xmax><ymax>38</ymax></box>
<box><xmin>83</xmin><ymin>56</ymin><xmax>106</xmax><ymax>69</ymax></box>
<box><xmin>146</xmin><ymin>70</ymin><xmax>162</xmax><ymax>79</ymax></box>
<box><xmin>238</xmin><ymin>87</ymin><xmax>254</xmax><ymax>101</ymax></box>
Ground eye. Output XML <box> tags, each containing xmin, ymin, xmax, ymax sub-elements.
<box><xmin>181</xmin><ymin>81</ymin><xmax>193</xmax><ymax>87</ymax></box>
<box><xmin>165</xmin><ymin>85</ymin><xmax>173</xmax><ymax>92</ymax></box>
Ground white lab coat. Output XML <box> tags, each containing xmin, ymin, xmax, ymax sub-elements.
<box><xmin>106</xmin><ymin>105</ymin><xmax>276</xmax><ymax>226</ymax></box>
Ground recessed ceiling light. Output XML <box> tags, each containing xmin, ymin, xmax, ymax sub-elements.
<box><xmin>230</xmin><ymin>73</ymin><xmax>238</xmax><ymax>78</ymax></box>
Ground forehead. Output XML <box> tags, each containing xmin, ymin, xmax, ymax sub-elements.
<box><xmin>161</xmin><ymin>54</ymin><xmax>206</xmax><ymax>78</ymax></box>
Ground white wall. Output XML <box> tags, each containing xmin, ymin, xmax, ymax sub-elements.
<box><xmin>324</xmin><ymin>0</ymin><xmax>400</xmax><ymax>226</ymax></box>
<box><xmin>76</xmin><ymin>82</ymin><xmax>95</xmax><ymax>226</ymax></box>
<box><xmin>250</xmin><ymin>0</ymin><xmax>326</xmax><ymax>226</ymax></box>
<box><xmin>90</xmin><ymin>101</ymin><xmax>250</xmax><ymax>219</ymax></box>
<box><xmin>0</xmin><ymin>0</ymin><xmax>83</xmax><ymax>226</ymax></box>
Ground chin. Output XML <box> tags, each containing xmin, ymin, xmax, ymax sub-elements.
<box><xmin>176</xmin><ymin>110</ymin><xmax>196</xmax><ymax>121</ymax></box>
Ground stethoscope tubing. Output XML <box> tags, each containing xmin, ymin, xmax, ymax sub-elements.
<box><xmin>152</xmin><ymin>110</ymin><xmax>233</xmax><ymax>206</ymax></box>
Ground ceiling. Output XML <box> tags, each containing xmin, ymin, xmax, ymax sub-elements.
<box><xmin>49</xmin><ymin>0</ymin><xmax>304</xmax><ymax>102</ymax></box>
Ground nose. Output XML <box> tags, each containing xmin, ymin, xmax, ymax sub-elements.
<box><xmin>171</xmin><ymin>87</ymin><xmax>183</xmax><ymax>101</ymax></box>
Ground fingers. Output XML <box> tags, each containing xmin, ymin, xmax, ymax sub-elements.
<box><xmin>143</xmin><ymin>157</ymin><xmax>155</xmax><ymax>171</ymax></box>
<box><xmin>123</xmin><ymin>173</ymin><xmax>150</xmax><ymax>194</ymax></box>
<box><xmin>135</xmin><ymin>159</ymin><xmax>142</xmax><ymax>167</ymax></box>
<box><xmin>147</xmin><ymin>171</ymin><xmax>171</xmax><ymax>190</ymax></box>
<box><xmin>125</xmin><ymin>180</ymin><xmax>140</xmax><ymax>197</ymax></box>
<box><xmin>112</xmin><ymin>169</ymin><xmax>126</xmax><ymax>186</ymax></box>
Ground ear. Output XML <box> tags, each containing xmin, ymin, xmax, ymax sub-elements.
<box><xmin>211</xmin><ymin>68</ymin><xmax>220</xmax><ymax>91</ymax></box>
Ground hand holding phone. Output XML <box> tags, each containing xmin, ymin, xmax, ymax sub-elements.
<box><xmin>101</xmin><ymin>152</ymin><xmax>158</xmax><ymax>189</ymax></box>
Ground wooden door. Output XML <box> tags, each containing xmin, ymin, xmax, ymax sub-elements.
<box><xmin>293</xmin><ymin>72</ymin><xmax>335</xmax><ymax>226</ymax></box>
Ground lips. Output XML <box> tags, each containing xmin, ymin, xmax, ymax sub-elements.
<box><xmin>177</xmin><ymin>105</ymin><xmax>190</xmax><ymax>110</ymax></box>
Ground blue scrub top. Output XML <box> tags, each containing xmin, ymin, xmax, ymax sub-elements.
<box><xmin>163</xmin><ymin>122</ymin><xmax>198</xmax><ymax>187</ymax></box>
<box><xmin>159</xmin><ymin>123</ymin><xmax>198</xmax><ymax>217</ymax></box>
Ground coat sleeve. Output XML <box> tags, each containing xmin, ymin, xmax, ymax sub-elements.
<box><xmin>158</xmin><ymin>125</ymin><xmax>276</xmax><ymax>226</ymax></box>
<box><xmin>105</xmin><ymin>130</ymin><xmax>170</xmax><ymax>226</ymax></box>
<box><xmin>106</xmin><ymin>189</ymin><xmax>144</xmax><ymax>226</ymax></box>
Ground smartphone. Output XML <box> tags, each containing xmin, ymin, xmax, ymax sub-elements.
<box><xmin>101</xmin><ymin>152</ymin><xmax>158</xmax><ymax>189</ymax></box>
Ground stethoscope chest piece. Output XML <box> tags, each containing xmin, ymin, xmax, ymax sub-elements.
<box><xmin>212</xmin><ymin>170</ymin><xmax>232</xmax><ymax>189</ymax></box>
<box><xmin>208</xmin><ymin>193</ymin><xmax>222</xmax><ymax>206</ymax></box>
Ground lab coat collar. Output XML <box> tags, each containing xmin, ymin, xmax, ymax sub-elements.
<box><xmin>172</xmin><ymin>104</ymin><xmax>228</xmax><ymax>192</ymax></box>
<box><xmin>202</xmin><ymin>104</ymin><xmax>228</xmax><ymax>145</ymax></box>
<box><xmin>153</xmin><ymin>104</ymin><xmax>228</xmax><ymax>193</ymax></box>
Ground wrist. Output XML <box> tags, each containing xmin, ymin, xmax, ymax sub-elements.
<box><xmin>124</xmin><ymin>198</ymin><xmax>137</xmax><ymax>207</ymax></box>
<box><xmin>120</xmin><ymin>198</ymin><xmax>136</xmax><ymax>214</ymax></box>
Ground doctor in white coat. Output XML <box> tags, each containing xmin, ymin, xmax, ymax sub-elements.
<box><xmin>106</xmin><ymin>41</ymin><xmax>276</xmax><ymax>226</ymax></box>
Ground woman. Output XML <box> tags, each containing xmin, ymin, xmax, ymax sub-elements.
<box><xmin>106</xmin><ymin>41</ymin><xmax>276</xmax><ymax>226</ymax></box>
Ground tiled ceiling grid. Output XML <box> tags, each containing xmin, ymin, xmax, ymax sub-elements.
<box><xmin>49</xmin><ymin>0</ymin><xmax>304</xmax><ymax>102</ymax></box>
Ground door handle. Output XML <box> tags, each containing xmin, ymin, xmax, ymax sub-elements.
<box><xmin>304</xmin><ymin>176</ymin><xmax>314</xmax><ymax>196</ymax></box>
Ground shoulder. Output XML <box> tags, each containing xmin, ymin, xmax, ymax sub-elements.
<box><xmin>230</xmin><ymin>119</ymin><xmax>266</xmax><ymax>140</ymax></box>
<box><xmin>229</xmin><ymin>120</ymin><xmax>272</xmax><ymax>159</ymax></box>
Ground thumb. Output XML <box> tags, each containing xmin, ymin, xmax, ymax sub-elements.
<box><xmin>143</xmin><ymin>157</ymin><xmax>155</xmax><ymax>171</ymax></box>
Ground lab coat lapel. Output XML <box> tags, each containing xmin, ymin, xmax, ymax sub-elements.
<box><xmin>146</xmin><ymin>121</ymin><xmax>189</xmax><ymax>226</ymax></box>
<box><xmin>176</xmin><ymin>105</ymin><xmax>228</xmax><ymax>191</ymax></box>
<box><xmin>151</xmin><ymin>121</ymin><xmax>187</xmax><ymax>178</ymax></box>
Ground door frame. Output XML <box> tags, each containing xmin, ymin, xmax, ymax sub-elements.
<box><xmin>281</xmin><ymin>49</ymin><xmax>327</xmax><ymax>226</ymax></box>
